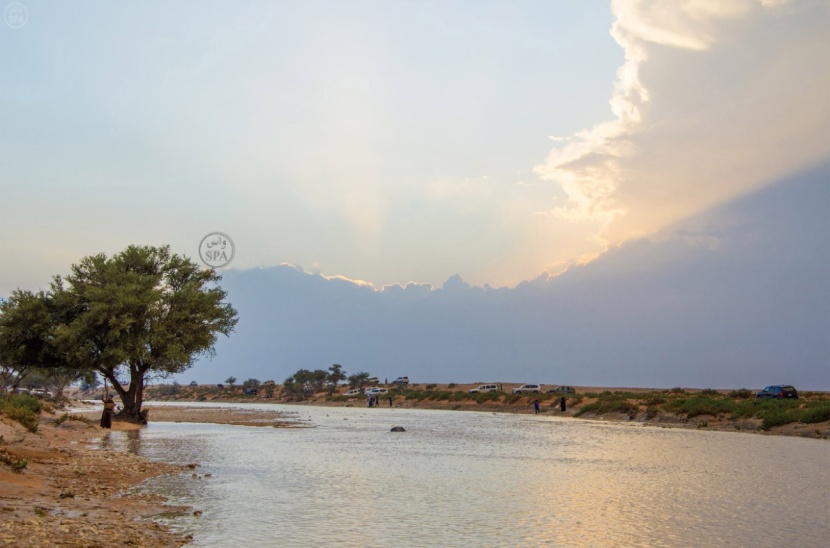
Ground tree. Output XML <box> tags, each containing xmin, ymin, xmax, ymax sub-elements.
<box><xmin>326</xmin><ymin>364</ymin><xmax>346</xmax><ymax>394</ymax></box>
<box><xmin>225</xmin><ymin>376</ymin><xmax>237</xmax><ymax>388</ymax></box>
<box><xmin>0</xmin><ymin>290</ymin><xmax>68</xmax><ymax>393</ymax></box>
<box><xmin>347</xmin><ymin>371</ymin><xmax>370</xmax><ymax>390</ymax></box>
<box><xmin>242</xmin><ymin>378</ymin><xmax>260</xmax><ymax>389</ymax></box>
<box><xmin>55</xmin><ymin>245</ymin><xmax>238</xmax><ymax>422</ymax></box>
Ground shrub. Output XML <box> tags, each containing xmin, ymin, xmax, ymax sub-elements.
<box><xmin>0</xmin><ymin>452</ymin><xmax>28</xmax><ymax>472</ymax></box>
<box><xmin>425</xmin><ymin>384</ymin><xmax>437</xmax><ymax>390</ymax></box>
<box><xmin>665</xmin><ymin>397</ymin><xmax>735</xmax><ymax>418</ymax></box>
<box><xmin>727</xmin><ymin>389</ymin><xmax>753</xmax><ymax>399</ymax></box>
<box><xmin>800</xmin><ymin>403</ymin><xmax>830</xmax><ymax>424</ymax></box>
<box><xmin>447</xmin><ymin>383</ymin><xmax>456</xmax><ymax>388</ymax></box>
<box><xmin>574</xmin><ymin>398</ymin><xmax>636</xmax><ymax>417</ymax></box>
<box><xmin>699</xmin><ymin>389</ymin><xmax>719</xmax><ymax>396</ymax></box>
<box><xmin>0</xmin><ymin>394</ymin><xmax>42</xmax><ymax>433</ymax></box>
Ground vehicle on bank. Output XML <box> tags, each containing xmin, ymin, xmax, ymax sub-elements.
<box><xmin>366</xmin><ymin>387</ymin><xmax>388</xmax><ymax>395</ymax></box>
<box><xmin>468</xmin><ymin>384</ymin><xmax>499</xmax><ymax>393</ymax></box>
<box><xmin>512</xmin><ymin>384</ymin><xmax>543</xmax><ymax>394</ymax></box>
<box><xmin>547</xmin><ymin>386</ymin><xmax>576</xmax><ymax>395</ymax></box>
<box><xmin>244</xmin><ymin>388</ymin><xmax>258</xmax><ymax>395</ymax></box>
<box><xmin>367</xmin><ymin>377</ymin><xmax>380</xmax><ymax>384</ymax></box>
<box><xmin>393</xmin><ymin>377</ymin><xmax>410</xmax><ymax>385</ymax></box>
<box><xmin>262</xmin><ymin>380</ymin><xmax>276</xmax><ymax>386</ymax></box>
<box><xmin>755</xmin><ymin>385</ymin><xmax>798</xmax><ymax>399</ymax></box>
<box><xmin>30</xmin><ymin>388</ymin><xmax>53</xmax><ymax>398</ymax></box>
<box><xmin>343</xmin><ymin>389</ymin><xmax>363</xmax><ymax>397</ymax></box>
<box><xmin>189</xmin><ymin>381</ymin><xmax>198</xmax><ymax>386</ymax></box>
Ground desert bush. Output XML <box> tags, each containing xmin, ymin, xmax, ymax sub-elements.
<box><xmin>665</xmin><ymin>397</ymin><xmax>735</xmax><ymax>418</ymax></box>
<box><xmin>669</xmin><ymin>387</ymin><xmax>686</xmax><ymax>394</ymax></box>
<box><xmin>447</xmin><ymin>383</ymin><xmax>456</xmax><ymax>388</ymax></box>
<box><xmin>799</xmin><ymin>402</ymin><xmax>830</xmax><ymax>424</ymax></box>
<box><xmin>643</xmin><ymin>396</ymin><xmax>666</xmax><ymax>406</ymax></box>
<box><xmin>0</xmin><ymin>451</ymin><xmax>28</xmax><ymax>472</ymax></box>
<box><xmin>0</xmin><ymin>394</ymin><xmax>42</xmax><ymax>433</ymax></box>
<box><xmin>728</xmin><ymin>389</ymin><xmax>753</xmax><ymax>399</ymax></box>
<box><xmin>574</xmin><ymin>398</ymin><xmax>636</xmax><ymax>417</ymax></box>
<box><xmin>471</xmin><ymin>391</ymin><xmax>502</xmax><ymax>404</ymax></box>
<box><xmin>645</xmin><ymin>405</ymin><xmax>659</xmax><ymax>419</ymax></box>
<box><xmin>425</xmin><ymin>384</ymin><xmax>437</xmax><ymax>390</ymax></box>
<box><xmin>699</xmin><ymin>388</ymin><xmax>719</xmax><ymax>396</ymax></box>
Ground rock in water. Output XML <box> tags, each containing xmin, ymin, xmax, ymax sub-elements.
<box><xmin>390</xmin><ymin>426</ymin><xmax>406</xmax><ymax>432</ymax></box>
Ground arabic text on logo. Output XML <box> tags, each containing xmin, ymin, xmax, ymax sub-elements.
<box><xmin>4</xmin><ymin>2</ymin><xmax>28</xmax><ymax>29</ymax></box>
<box><xmin>199</xmin><ymin>232</ymin><xmax>235</xmax><ymax>268</ymax></box>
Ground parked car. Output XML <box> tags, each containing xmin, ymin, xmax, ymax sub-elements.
<box><xmin>189</xmin><ymin>381</ymin><xmax>198</xmax><ymax>386</ymax></box>
<box><xmin>469</xmin><ymin>384</ymin><xmax>499</xmax><ymax>394</ymax></box>
<box><xmin>216</xmin><ymin>384</ymin><xmax>224</xmax><ymax>388</ymax></box>
<box><xmin>512</xmin><ymin>384</ymin><xmax>543</xmax><ymax>394</ymax></box>
<box><xmin>547</xmin><ymin>386</ymin><xmax>576</xmax><ymax>395</ymax></box>
<box><xmin>244</xmin><ymin>388</ymin><xmax>258</xmax><ymax>396</ymax></box>
<box><xmin>262</xmin><ymin>380</ymin><xmax>276</xmax><ymax>386</ymax></box>
<box><xmin>343</xmin><ymin>389</ymin><xmax>362</xmax><ymax>397</ymax></box>
<box><xmin>366</xmin><ymin>387</ymin><xmax>388</xmax><ymax>395</ymax></box>
<box><xmin>367</xmin><ymin>377</ymin><xmax>380</xmax><ymax>384</ymax></box>
<box><xmin>30</xmin><ymin>388</ymin><xmax>53</xmax><ymax>398</ymax></box>
<box><xmin>756</xmin><ymin>385</ymin><xmax>798</xmax><ymax>399</ymax></box>
<box><xmin>393</xmin><ymin>376</ymin><xmax>410</xmax><ymax>385</ymax></box>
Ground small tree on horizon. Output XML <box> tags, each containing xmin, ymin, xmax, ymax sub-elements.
<box><xmin>225</xmin><ymin>376</ymin><xmax>237</xmax><ymax>388</ymax></box>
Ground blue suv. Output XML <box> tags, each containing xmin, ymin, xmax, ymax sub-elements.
<box><xmin>755</xmin><ymin>385</ymin><xmax>798</xmax><ymax>399</ymax></box>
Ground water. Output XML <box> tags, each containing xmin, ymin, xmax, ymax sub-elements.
<box><xmin>107</xmin><ymin>402</ymin><xmax>829</xmax><ymax>547</ymax></box>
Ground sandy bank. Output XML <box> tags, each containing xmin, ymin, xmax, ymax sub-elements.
<box><xmin>0</xmin><ymin>410</ymin><xmax>192</xmax><ymax>547</ymax></box>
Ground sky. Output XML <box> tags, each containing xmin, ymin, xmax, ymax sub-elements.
<box><xmin>1</xmin><ymin>1</ymin><xmax>828</xmax><ymax>388</ymax></box>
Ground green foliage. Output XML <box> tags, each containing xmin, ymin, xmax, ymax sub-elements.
<box><xmin>800</xmin><ymin>403</ymin><xmax>830</xmax><ymax>424</ymax></box>
<box><xmin>242</xmin><ymin>378</ymin><xmax>261</xmax><ymax>389</ymax></box>
<box><xmin>425</xmin><ymin>383</ymin><xmax>437</xmax><ymax>390</ymax></box>
<box><xmin>327</xmin><ymin>364</ymin><xmax>347</xmax><ymax>393</ymax></box>
<box><xmin>727</xmin><ymin>389</ymin><xmax>753</xmax><ymax>399</ymax></box>
<box><xmin>574</xmin><ymin>395</ymin><xmax>637</xmax><ymax>417</ymax></box>
<box><xmin>665</xmin><ymin>396</ymin><xmax>735</xmax><ymax>418</ymax></box>
<box><xmin>347</xmin><ymin>371</ymin><xmax>370</xmax><ymax>389</ymax></box>
<box><xmin>0</xmin><ymin>394</ymin><xmax>42</xmax><ymax>432</ymax></box>
<box><xmin>699</xmin><ymin>388</ymin><xmax>719</xmax><ymax>396</ymax></box>
<box><xmin>225</xmin><ymin>376</ymin><xmax>237</xmax><ymax>387</ymax></box>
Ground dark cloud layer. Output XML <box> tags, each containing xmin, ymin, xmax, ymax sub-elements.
<box><xmin>187</xmin><ymin>163</ymin><xmax>829</xmax><ymax>389</ymax></box>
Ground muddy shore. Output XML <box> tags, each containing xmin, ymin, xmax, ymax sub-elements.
<box><xmin>0</xmin><ymin>404</ymin><xmax>298</xmax><ymax>547</ymax></box>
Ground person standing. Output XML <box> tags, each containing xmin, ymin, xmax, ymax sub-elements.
<box><xmin>560</xmin><ymin>397</ymin><xmax>567</xmax><ymax>412</ymax></box>
<box><xmin>533</xmin><ymin>399</ymin><xmax>540</xmax><ymax>414</ymax></box>
<box><xmin>100</xmin><ymin>395</ymin><xmax>115</xmax><ymax>428</ymax></box>
<box><xmin>388</xmin><ymin>395</ymin><xmax>393</xmax><ymax>407</ymax></box>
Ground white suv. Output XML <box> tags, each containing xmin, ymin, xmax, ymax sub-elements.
<box><xmin>512</xmin><ymin>384</ymin><xmax>542</xmax><ymax>394</ymax></box>
<box><xmin>468</xmin><ymin>384</ymin><xmax>499</xmax><ymax>394</ymax></box>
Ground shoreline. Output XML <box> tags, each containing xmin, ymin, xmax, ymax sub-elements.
<box><xmin>0</xmin><ymin>409</ymin><xmax>194</xmax><ymax>547</ymax></box>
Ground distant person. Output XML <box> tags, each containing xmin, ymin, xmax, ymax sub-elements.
<box><xmin>560</xmin><ymin>397</ymin><xmax>566</xmax><ymax>412</ymax></box>
<box><xmin>100</xmin><ymin>395</ymin><xmax>115</xmax><ymax>428</ymax></box>
<box><xmin>533</xmin><ymin>399</ymin><xmax>540</xmax><ymax>414</ymax></box>
<box><xmin>388</xmin><ymin>395</ymin><xmax>393</xmax><ymax>407</ymax></box>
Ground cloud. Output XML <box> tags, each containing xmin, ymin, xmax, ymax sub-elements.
<box><xmin>185</xmin><ymin>164</ymin><xmax>829</xmax><ymax>390</ymax></box>
<box><xmin>535</xmin><ymin>0</ymin><xmax>830</xmax><ymax>248</ymax></box>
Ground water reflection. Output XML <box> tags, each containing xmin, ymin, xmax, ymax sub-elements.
<box><xmin>124</xmin><ymin>404</ymin><xmax>829</xmax><ymax>547</ymax></box>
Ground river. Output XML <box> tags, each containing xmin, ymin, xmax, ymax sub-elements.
<box><xmin>106</xmin><ymin>402</ymin><xmax>829</xmax><ymax>547</ymax></box>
